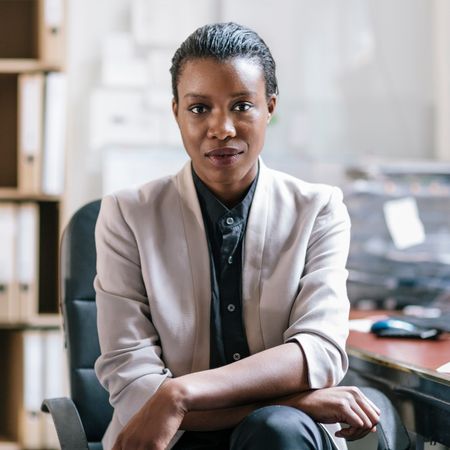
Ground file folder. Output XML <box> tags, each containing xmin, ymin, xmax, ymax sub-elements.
<box><xmin>18</xmin><ymin>73</ymin><xmax>44</xmax><ymax>194</ymax></box>
<box><xmin>15</xmin><ymin>203</ymin><xmax>39</xmax><ymax>321</ymax></box>
<box><xmin>42</xmin><ymin>72</ymin><xmax>67</xmax><ymax>195</ymax></box>
<box><xmin>20</xmin><ymin>330</ymin><xmax>44</xmax><ymax>449</ymax></box>
<box><xmin>0</xmin><ymin>203</ymin><xmax>17</xmax><ymax>322</ymax></box>
<box><xmin>38</xmin><ymin>0</ymin><xmax>65</xmax><ymax>65</ymax></box>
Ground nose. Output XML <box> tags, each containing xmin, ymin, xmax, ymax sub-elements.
<box><xmin>206</xmin><ymin>110</ymin><xmax>236</xmax><ymax>140</ymax></box>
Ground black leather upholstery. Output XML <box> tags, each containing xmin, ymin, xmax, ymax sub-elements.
<box><xmin>60</xmin><ymin>200</ymin><xmax>112</xmax><ymax>447</ymax></box>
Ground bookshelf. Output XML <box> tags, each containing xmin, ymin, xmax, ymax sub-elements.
<box><xmin>0</xmin><ymin>0</ymin><xmax>67</xmax><ymax>448</ymax></box>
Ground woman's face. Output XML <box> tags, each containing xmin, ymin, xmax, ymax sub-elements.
<box><xmin>173</xmin><ymin>57</ymin><xmax>276</xmax><ymax>204</ymax></box>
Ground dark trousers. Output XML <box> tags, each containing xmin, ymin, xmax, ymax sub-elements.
<box><xmin>173</xmin><ymin>405</ymin><xmax>336</xmax><ymax>450</ymax></box>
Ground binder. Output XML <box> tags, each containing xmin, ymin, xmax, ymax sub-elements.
<box><xmin>15</xmin><ymin>203</ymin><xmax>39</xmax><ymax>321</ymax></box>
<box><xmin>0</xmin><ymin>203</ymin><xmax>17</xmax><ymax>323</ymax></box>
<box><xmin>42</xmin><ymin>72</ymin><xmax>67</xmax><ymax>195</ymax></box>
<box><xmin>38</xmin><ymin>0</ymin><xmax>65</xmax><ymax>65</ymax></box>
<box><xmin>20</xmin><ymin>330</ymin><xmax>45</xmax><ymax>449</ymax></box>
<box><xmin>18</xmin><ymin>329</ymin><xmax>67</xmax><ymax>448</ymax></box>
<box><xmin>18</xmin><ymin>74</ymin><xmax>44</xmax><ymax>194</ymax></box>
<box><xmin>42</xmin><ymin>330</ymin><xmax>68</xmax><ymax>447</ymax></box>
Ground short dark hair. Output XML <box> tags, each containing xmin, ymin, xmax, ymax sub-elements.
<box><xmin>170</xmin><ymin>22</ymin><xmax>278</xmax><ymax>102</ymax></box>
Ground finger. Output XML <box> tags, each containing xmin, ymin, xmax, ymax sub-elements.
<box><xmin>335</xmin><ymin>426</ymin><xmax>373</xmax><ymax>441</ymax></box>
<box><xmin>344</xmin><ymin>392</ymin><xmax>380</xmax><ymax>430</ymax></box>
<box><xmin>346</xmin><ymin>424</ymin><xmax>377</xmax><ymax>439</ymax></box>
<box><xmin>358</xmin><ymin>393</ymin><xmax>381</xmax><ymax>415</ymax></box>
<box><xmin>335</xmin><ymin>426</ymin><xmax>360</xmax><ymax>440</ymax></box>
<box><xmin>356</xmin><ymin>391</ymin><xmax>381</xmax><ymax>416</ymax></box>
<box><xmin>351</xmin><ymin>403</ymin><xmax>378</xmax><ymax>431</ymax></box>
<box><xmin>354</xmin><ymin>396</ymin><xmax>380</xmax><ymax>428</ymax></box>
<box><xmin>336</xmin><ymin>395</ymin><xmax>373</xmax><ymax>430</ymax></box>
<box><xmin>342</xmin><ymin>431</ymin><xmax>369</xmax><ymax>441</ymax></box>
<box><xmin>330</xmin><ymin>389</ymin><xmax>377</xmax><ymax>431</ymax></box>
<box><xmin>338</xmin><ymin>404</ymin><xmax>367</xmax><ymax>429</ymax></box>
<box><xmin>346</xmin><ymin>387</ymin><xmax>381</xmax><ymax>419</ymax></box>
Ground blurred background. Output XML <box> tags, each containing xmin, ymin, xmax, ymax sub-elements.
<box><xmin>65</xmin><ymin>0</ymin><xmax>450</xmax><ymax>314</ymax></box>
<box><xmin>1</xmin><ymin>0</ymin><xmax>450</xmax><ymax>449</ymax></box>
<box><xmin>66</xmin><ymin>0</ymin><xmax>449</xmax><ymax>216</ymax></box>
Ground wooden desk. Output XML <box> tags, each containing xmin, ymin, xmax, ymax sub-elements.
<box><xmin>346</xmin><ymin>311</ymin><xmax>450</xmax><ymax>448</ymax></box>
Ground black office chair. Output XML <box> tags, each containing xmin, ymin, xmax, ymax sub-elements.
<box><xmin>42</xmin><ymin>200</ymin><xmax>112</xmax><ymax>450</ymax></box>
<box><xmin>42</xmin><ymin>200</ymin><xmax>411</xmax><ymax>450</ymax></box>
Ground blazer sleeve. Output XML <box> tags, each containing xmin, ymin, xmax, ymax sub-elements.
<box><xmin>94</xmin><ymin>194</ymin><xmax>171</xmax><ymax>427</ymax></box>
<box><xmin>284</xmin><ymin>187</ymin><xmax>351</xmax><ymax>388</ymax></box>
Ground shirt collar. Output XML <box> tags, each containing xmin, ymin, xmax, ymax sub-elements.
<box><xmin>192</xmin><ymin>163</ymin><xmax>259</xmax><ymax>228</ymax></box>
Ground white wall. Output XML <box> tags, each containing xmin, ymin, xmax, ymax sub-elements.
<box><xmin>222</xmin><ymin>0</ymin><xmax>434</xmax><ymax>159</ymax></box>
<box><xmin>433</xmin><ymin>0</ymin><xmax>450</xmax><ymax>161</ymax></box>
<box><xmin>64</xmin><ymin>0</ymin><xmax>445</xmax><ymax>223</ymax></box>
<box><xmin>65</xmin><ymin>0</ymin><xmax>131</xmax><ymax>223</ymax></box>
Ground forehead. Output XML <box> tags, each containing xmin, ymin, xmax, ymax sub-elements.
<box><xmin>177</xmin><ymin>57</ymin><xmax>266</xmax><ymax>98</ymax></box>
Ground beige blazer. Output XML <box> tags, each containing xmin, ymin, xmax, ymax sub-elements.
<box><xmin>94</xmin><ymin>161</ymin><xmax>351</xmax><ymax>449</ymax></box>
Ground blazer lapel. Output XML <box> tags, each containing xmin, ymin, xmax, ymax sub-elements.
<box><xmin>242</xmin><ymin>160</ymin><xmax>271</xmax><ymax>353</ymax></box>
<box><xmin>176</xmin><ymin>163</ymin><xmax>211</xmax><ymax>372</ymax></box>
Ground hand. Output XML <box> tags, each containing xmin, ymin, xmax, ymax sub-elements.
<box><xmin>292</xmin><ymin>386</ymin><xmax>380</xmax><ymax>441</ymax></box>
<box><xmin>112</xmin><ymin>380</ymin><xmax>186</xmax><ymax>450</ymax></box>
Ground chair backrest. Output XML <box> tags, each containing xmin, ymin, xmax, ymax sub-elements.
<box><xmin>60</xmin><ymin>199</ymin><xmax>113</xmax><ymax>448</ymax></box>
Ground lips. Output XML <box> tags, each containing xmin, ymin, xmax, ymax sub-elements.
<box><xmin>204</xmin><ymin>147</ymin><xmax>244</xmax><ymax>157</ymax></box>
<box><xmin>204</xmin><ymin>147</ymin><xmax>244</xmax><ymax>167</ymax></box>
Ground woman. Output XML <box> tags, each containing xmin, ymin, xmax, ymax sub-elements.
<box><xmin>94</xmin><ymin>22</ymin><xmax>379</xmax><ymax>450</ymax></box>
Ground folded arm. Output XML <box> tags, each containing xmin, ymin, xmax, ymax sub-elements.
<box><xmin>113</xmin><ymin>342</ymin><xmax>307</xmax><ymax>450</ymax></box>
<box><xmin>113</xmin><ymin>343</ymin><xmax>379</xmax><ymax>450</ymax></box>
<box><xmin>182</xmin><ymin>386</ymin><xmax>380</xmax><ymax>441</ymax></box>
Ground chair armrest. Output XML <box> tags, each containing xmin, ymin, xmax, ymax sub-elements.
<box><xmin>41</xmin><ymin>397</ymin><xmax>89</xmax><ymax>450</ymax></box>
<box><xmin>359</xmin><ymin>387</ymin><xmax>411</xmax><ymax>450</ymax></box>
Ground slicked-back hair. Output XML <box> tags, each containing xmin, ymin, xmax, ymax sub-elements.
<box><xmin>170</xmin><ymin>22</ymin><xmax>278</xmax><ymax>102</ymax></box>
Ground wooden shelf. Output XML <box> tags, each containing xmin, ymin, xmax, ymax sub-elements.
<box><xmin>0</xmin><ymin>314</ymin><xmax>61</xmax><ymax>330</ymax></box>
<box><xmin>0</xmin><ymin>59</ymin><xmax>62</xmax><ymax>74</ymax></box>
<box><xmin>0</xmin><ymin>1</ymin><xmax>67</xmax><ymax>448</ymax></box>
<box><xmin>0</xmin><ymin>189</ymin><xmax>60</xmax><ymax>202</ymax></box>
<box><xmin>0</xmin><ymin>438</ymin><xmax>20</xmax><ymax>450</ymax></box>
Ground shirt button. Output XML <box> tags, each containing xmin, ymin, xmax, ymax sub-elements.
<box><xmin>233</xmin><ymin>353</ymin><xmax>241</xmax><ymax>361</ymax></box>
<box><xmin>227</xmin><ymin>256</ymin><xmax>233</xmax><ymax>264</ymax></box>
<box><xmin>227</xmin><ymin>304</ymin><xmax>236</xmax><ymax>312</ymax></box>
<box><xmin>226</xmin><ymin>217</ymin><xmax>234</xmax><ymax>225</ymax></box>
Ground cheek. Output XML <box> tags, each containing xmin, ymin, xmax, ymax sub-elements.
<box><xmin>242</xmin><ymin>114</ymin><xmax>268</xmax><ymax>139</ymax></box>
<box><xmin>179</xmin><ymin>119</ymin><xmax>202</xmax><ymax>141</ymax></box>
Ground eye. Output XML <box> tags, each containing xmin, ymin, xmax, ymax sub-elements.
<box><xmin>189</xmin><ymin>104</ymin><xmax>208</xmax><ymax>114</ymax></box>
<box><xmin>232</xmin><ymin>102</ymin><xmax>253</xmax><ymax>112</ymax></box>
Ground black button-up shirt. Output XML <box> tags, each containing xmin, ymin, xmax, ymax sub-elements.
<box><xmin>192</xmin><ymin>167</ymin><xmax>258</xmax><ymax>368</ymax></box>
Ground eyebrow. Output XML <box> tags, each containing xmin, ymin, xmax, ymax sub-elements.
<box><xmin>183</xmin><ymin>91</ymin><xmax>257</xmax><ymax>99</ymax></box>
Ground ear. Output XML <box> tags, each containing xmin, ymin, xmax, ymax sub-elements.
<box><xmin>172</xmin><ymin>98</ymin><xmax>179</xmax><ymax>121</ymax></box>
<box><xmin>267</xmin><ymin>94</ymin><xmax>277</xmax><ymax>123</ymax></box>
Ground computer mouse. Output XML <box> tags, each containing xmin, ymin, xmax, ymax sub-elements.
<box><xmin>370</xmin><ymin>318</ymin><xmax>441</xmax><ymax>339</ymax></box>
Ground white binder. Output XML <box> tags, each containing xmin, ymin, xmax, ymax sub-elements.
<box><xmin>20</xmin><ymin>330</ymin><xmax>45</xmax><ymax>449</ymax></box>
<box><xmin>15</xmin><ymin>203</ymin><xmax>39</xmax><ymax>321</ymax></box>
<box><xmin>0</xmin><ymin>203</ymin><xmax>17</xmax><ymax>323</ymax></box>
<box><xmin>42</xmin><ymin>72</ymin><xmax>67</xmax><ymax>195</ymax></box>
<box><xmin>38</xmin><ymin>0</ymin><xmax>65</xmax><ymax>64</ymax></box>
<box><xmin>18</xmin><ymin>73</ymin><xmax>44</xmax><ymax>194</ymax></box>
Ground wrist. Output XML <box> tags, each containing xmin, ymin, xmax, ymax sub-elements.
<box><xmin>158</xmin><ymin>378</ymin><xmax>190</xmax><ymax>414</ymax></box>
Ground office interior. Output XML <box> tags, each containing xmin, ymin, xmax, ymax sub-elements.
<box><xmin>0</xmin><ymin>0</ymin><xmax>449</xmax><ymax>449</ymax></box>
